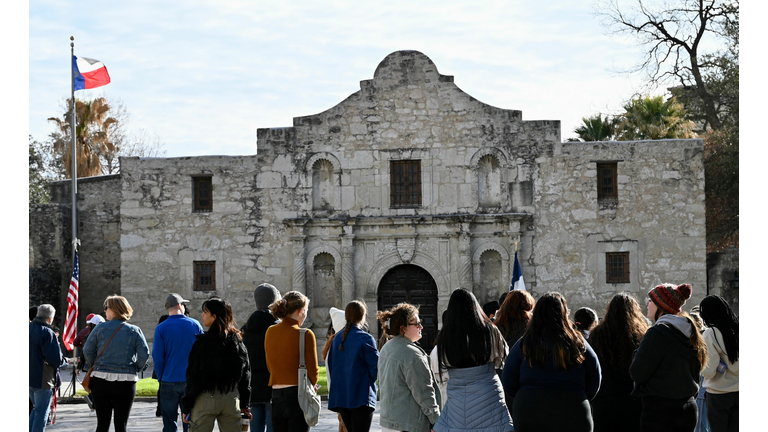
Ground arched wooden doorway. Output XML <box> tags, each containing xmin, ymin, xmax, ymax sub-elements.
<box><xmin>377</xmin><ymin>264</ymin><xmax>439</xmax><ymax>351</ymax></box>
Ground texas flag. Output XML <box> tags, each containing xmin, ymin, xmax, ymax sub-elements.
<box><xmin>73</xmin><ymin>55</ymin><xmax>111</xmax><ymax>90</ymax></box>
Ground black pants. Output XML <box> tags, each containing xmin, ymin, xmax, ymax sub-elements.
<box><xmin>272</xmin><ymin>387</ymin><xmax>309</xmax><ymax>432</ymax></box>
<box><xmin>591</xmin><ymin>394</ymin><xmax>642</xmax><ymax>432</ymax></box>
<box><xmin>335</xmin><ymin>406</ymin><xmax>375</xmax><ymax>432</ymax></box>
<box><xmin>512</xmin><ymin>387</ymin><xmax>593</xmax><ymax>432</ymax></box>
<box><xmin>90</xmin><ymin>377</ymin><xmax>136</xmax><ymax>432</ymax></box>
<box><xmin>705</xmin><ymin>392</ymin><xmax>738</xmax><ymax>432</ymax></box>
<box><xmin>640</xmin><ymin>395</ymin><xmax>697</xmax><ymax>432</ymax></box>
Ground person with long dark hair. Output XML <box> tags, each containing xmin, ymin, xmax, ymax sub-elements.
<box><xmin>377</xmin><ymin>303</ymin><xmax>440</xmax><ymax>432</ymax></box>
<box><xmin>83</xmin><ymin>295</ymin><xmax>150</xmax><ymax>432</ymax></box>
<box><xmin>588</xmin><ymin>293</ymin><xmax>649</xmax><ymax>432</ymax></box>
<box><xmin>494</xmin><ymin>290</ymin><xmax>535</xmax><ymax>347</ymax></box>
<box><xmin>264</xmin><ymin>291</ymin><xmax>319</xmax><ymax>432</ymax></box>
<box><xmin>699</xmin><ymin>295</ymin><xmax>738</xmax><ymax>432</ymax></box>
<box><xmin>327</xmin><ymin>300</ymin><xmax>379</xmax><ymax>432</ymax></box>
<box><xmin>630</xmin><ymin>283</ymin><xmax>708</xmax><ymax>432</ymax></box>
<box><xmin>501</xmin><ymin>292</ymin><xmax>601</xmax><ymax>432</ymax></box>
<box><xmin>182</xmin><ymin>298</ymin><xmax>251</xmax><ymax>432</ymax></box>
<box><xmin>433</xmin><ymin>288</ymin><xmax>512</xmax><ymax>432</ymax></box>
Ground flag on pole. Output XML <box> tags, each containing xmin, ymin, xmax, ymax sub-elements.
<box><xmin>62</xmin><ymin>250</ymin><xmax>80</xmax><ymax>351</ymax></box>
<box><xmin>73</xmin><ymin>55</ymin><xmax>111</xmax><ymax>90</ymax></box>
<box><xmin>510</xmin><ymin>251</ymin><xmax>526</xmax><ymax>291</ymax></box>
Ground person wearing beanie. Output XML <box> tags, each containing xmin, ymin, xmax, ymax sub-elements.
<box><xmin>630</xmin><ymin>283</ymin><xmax>708</xmax><ymax>432</ymax></box>
<box><xmin>242</xmin><ymin>283</ymin><xmax>281</xmax><ymax>432</ymax></box>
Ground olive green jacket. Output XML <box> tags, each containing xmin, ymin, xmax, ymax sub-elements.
<box><xmin>378</xmin><ymin>336</ymin><xmax>441</xmax><ymax>432</ymax></box>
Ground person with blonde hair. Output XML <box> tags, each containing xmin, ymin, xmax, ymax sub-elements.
<box><xmin>327</xmin><ymin>300</ymin><xmax>379</xmax><ymax>432</ymax></box>
<box><xmin>264</xmin><ymin>291</ymin><xmax>319</xmax><ymax>432</ymax></box>
<box><xmin>630</xmin><ymin>283</ymin><xmax>708</xmax><ymax>432</ymax></box>
<box><xmin>83</xmin><ymin>295</ymin><xmax>150</xmax><ymax>432</ymax></box>
<box><xmin>377</xmin><ymin>303</ymin><xmax>440</xmax><ymax>432</ymax></box>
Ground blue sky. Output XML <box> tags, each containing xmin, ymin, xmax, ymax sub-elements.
<box><xmin>27</xmin><ymin>0</ymin><xmax>699</xmax><ymax>157</ymax></box>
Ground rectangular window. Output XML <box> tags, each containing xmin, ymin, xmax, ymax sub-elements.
<box><xmin>193</xmin><ymin>176</ymin><xmax>213</xmax><ymax>212</ymax></box>
<box><xmin>193</xmin><ymin>261</ymin><xmax>216</xmax><ymax>291</ymax></box>
<box><xmin>390</xmin><ymin>160</ymin><xmax>422</xmax><ymax>208</ymax></box>
<box><xmin>597</xmin><ymin>163</ymin><xmax>618</xmax><ymax>201</ymax></box>
<box><xmin>605</xmin><ymin>252</ymin><xmax>630</xmax><ymax>284</ymax></box>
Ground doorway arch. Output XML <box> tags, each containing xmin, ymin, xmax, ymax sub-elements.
<box><xmin>377</xmin><ymin>264</ymin><xmax>439</xmax><ymax>351</ymax></box>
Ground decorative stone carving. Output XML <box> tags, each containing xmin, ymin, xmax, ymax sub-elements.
<box><xmin>397</xmin><ymin>237</ymin><xmax>416</xmax><ymax>263</ymax></box>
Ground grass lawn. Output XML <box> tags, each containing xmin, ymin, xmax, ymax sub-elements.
<box><xmin>76</xmin><ymin>367</ymin><xmax>329</xmax><ymax>397</ymax></box>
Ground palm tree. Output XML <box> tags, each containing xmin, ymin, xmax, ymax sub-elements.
<box><xmin>572</xmin><ymin>114</ymin><xmax>618</xmax><ymax>141</ymax></box>
<box><xmin>616</xmin><ymin>95</ymin><xmax>697</xmax><ymax>140</ymax></box>
<box><xmin>48</xmin><ymin>97</ymin><xmax>118</xmax><ymax>178</ymax></box>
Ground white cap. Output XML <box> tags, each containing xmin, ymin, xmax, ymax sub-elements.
<box><xmin>329</xmin><ymin>307</ymin><xmax>346</xmax><ymax>334</ymax></box>
<box><xmin>87</xmin><ymin>315</ymin><xmax>105</xmax><ymax>325</ymax></box>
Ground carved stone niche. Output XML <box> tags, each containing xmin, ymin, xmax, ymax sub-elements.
<box><xmin>397</xmin><ymin>238</ymin><xmax>416</xmax><ymax>263</ymax></box>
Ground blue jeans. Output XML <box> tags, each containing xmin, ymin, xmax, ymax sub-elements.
<box><xmin>159</xmin><ymin>381</ymin><xmax>188</xmax><ymax>432</ymax></box>
<box><xmin>29</xmin><ymin>387</ymin><xmax>54</xmax><ymax>432</ymax></box>
<box><xmin>251</xmin><ymin>401</ymin><xmax>273</xmax><ymax>432</ymax></box>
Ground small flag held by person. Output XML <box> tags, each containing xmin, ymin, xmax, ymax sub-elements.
<box><xmin>62</xmin><ymin>250</ymin><xmax>80</xmax><ymax>351</ymax></box>
<box><xmin>510</xmin><ymin>250</ymin><xmax>526</xmax><ymax>291</ymax></box>
<box><xmin>72</xmin><ymin>55</ymin><xmax>111</xmax><ymax>90</ymax></box>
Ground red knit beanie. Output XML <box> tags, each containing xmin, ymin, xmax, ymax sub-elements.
<box><xmin>649</xmin><ymin>283</ymin><xmax>692</xmax><ymax>314</ymax></box>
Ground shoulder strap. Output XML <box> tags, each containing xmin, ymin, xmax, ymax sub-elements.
<box><xmin>299</xmin><ymin>328</ymin><xmax>307</xmax><ymax>369</ymax></box>
<box><xmin>94</xmin><ymin>323</ymin><xmax>126</xmax><ymax>364</ymax></box>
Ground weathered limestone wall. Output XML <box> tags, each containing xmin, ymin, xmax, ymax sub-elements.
<box><xmin>29</xmin><ymin>203</ymin><xmax>69</xmax><ymax>330</ymax></box>
<box><xmin>534</xmin><ymin>139</ymin><xmax>707</xmax><ymax>313</ymax></box>
<box><xmin>118</xmin><ymin>156</ymin><xmax>294</xmax><ymax>339</ymax></box>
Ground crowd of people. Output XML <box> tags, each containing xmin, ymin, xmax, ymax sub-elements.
<box><xmin>29</xmin><ymin>281</ymin><xmax>739</xmax><ymax>432</ymax></box>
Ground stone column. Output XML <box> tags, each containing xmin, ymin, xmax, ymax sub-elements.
<box><xmin>458</xmin><ymin>220</ymin><xmax>473</xmax><ymax>290</ymax></box>
<box><xmin>290</xmin><ymin>223</ymin><xmax>307</xmax><ymax>295</ymax></box>
<box><xmin>341</xmin><ymin>224</ymin><xmax>356</xmax><ymax>304</ymax></box>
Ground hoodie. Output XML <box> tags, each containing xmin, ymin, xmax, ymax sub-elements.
<box><xmin>242</xmin><ymin>309</ymin><xmax>279</xmax><ymax>403</ymax></box>
<box><xmin>630</xmin><ymin>317</ymin><xmax>700</xmax><ymax>399</ymax></box>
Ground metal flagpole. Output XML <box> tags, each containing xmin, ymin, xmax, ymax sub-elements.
<box><xmin>69</xmin><ymin>35</ymin><xmax>79</xmax><ymax>398</ymax></box>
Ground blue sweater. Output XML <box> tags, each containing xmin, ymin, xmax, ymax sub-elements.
<box><xmin>327</xmin><ymin>326</ymin><xmax>379</xmax><ymax>410</ymax></box>
<box><xmin>502</xmin><ymin>339</ymin><xmax>601</xmax><ymax>399</ymax></box>
<box><xmin>152</xmin><ymin>314</ymin><xmax>204</xmax><ymax>382</ymax></box>
<box><xmin>29</xmin><ymin>319</ymin><xmax>67</xmax><ymax>389</ymax></box>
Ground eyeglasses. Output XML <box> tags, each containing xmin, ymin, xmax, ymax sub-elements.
<box><xmin>407</xmin><ymin>320</ymin><xmax>423</xmax><ymax>328</ymax></box>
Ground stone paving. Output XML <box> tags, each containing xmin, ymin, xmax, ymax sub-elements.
<box><xmin>47</xmin><ymin>399</ymin><xmax>380</xmax><ymax>432</ymax></box>
<box><xmin>48</xmin><ymin>367</ymin><xmax>381</xmax><ymax>432</ymax></box>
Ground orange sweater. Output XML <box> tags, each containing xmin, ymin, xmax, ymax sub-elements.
<box><xmin>264</xmin><ymin>317</ymin><xmax>319</xmax><ymax>386</ymax></box>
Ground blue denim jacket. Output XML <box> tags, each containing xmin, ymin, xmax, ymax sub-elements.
<box><xmin>83</xmin><ymin>319</ymin><xmax>150</xmax><ymax>375</ymax></box>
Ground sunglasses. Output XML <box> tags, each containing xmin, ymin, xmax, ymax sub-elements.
<box><xmin>407</xmin><ymin>320</ymin><xmax>423</xmax><ymax>327</ymax></box>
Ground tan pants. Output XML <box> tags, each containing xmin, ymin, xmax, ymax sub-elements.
<box><xmin>189</xmin><ymin>391</ymin><xmax>242</xmax><ymax>432</ymax></box>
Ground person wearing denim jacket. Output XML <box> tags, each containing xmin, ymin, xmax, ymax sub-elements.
<box><xmin>83</xmin><ymin>295</ymin><xmax>150</xmax><ymax>432</ymax></box>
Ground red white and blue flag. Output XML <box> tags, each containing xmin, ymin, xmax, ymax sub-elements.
<box><xmin>73</xmin><ymin>56</ymin><xmax>111</xmax><ymax>90</ymax></box>
<box><xmin>509</xmin><ymin>251</ymin><xmax>526</xmax><ymax>291</ymax></box>
<box><xmin>62</xmin><ymin>250</ymin><xmax>80</xmax><ymax>351</ymax></box>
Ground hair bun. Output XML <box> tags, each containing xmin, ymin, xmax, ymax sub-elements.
<box><xmin>676</xmin><ymin>283</ymin><xmax>692</xmax><ymax>300</ymax></box>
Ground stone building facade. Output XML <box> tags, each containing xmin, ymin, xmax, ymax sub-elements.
<box><xmin>30</xmin><ymin>50</ymin><xmax>707</xmax><ymax>354</ymax></box>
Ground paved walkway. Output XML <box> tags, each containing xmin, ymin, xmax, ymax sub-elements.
<box><xmin>49</xmin><ymin>368</ymin><xmax>380</xmax><ymax>431</ymax></box>
<box><xmin>48</xmin><ymin>399</ymin><xmax>380</xmax><ymax>432</ymax></box>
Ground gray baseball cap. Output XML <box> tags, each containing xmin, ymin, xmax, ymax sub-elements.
<box><xmin>165</xmin><ymin>293</ymin><xmax>191</xmax><ymax>309</ymax></box>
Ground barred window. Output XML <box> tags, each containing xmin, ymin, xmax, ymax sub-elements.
<box><xmin>390</xmin><ymin>160</ymin><xmax>422</xmax><ymax>208</ymax></box>
<box><xmin>606</xmin><ymin>252</ymin><xmax>630</xmax><ymax>284</ymax></box>
<box><xmin>193</xmin><ymin>261</ymin><xmax>216</xmax><ymax>291</ymax></box>
<box><xmin>597</xmin><ymin>163</ymin><xmax>618</xmax><ymax>201</ymax></box>
<box><xmin>193</xmin><ymin>176</ymin><xmax>213</xmax><ymax>212</ymax></box>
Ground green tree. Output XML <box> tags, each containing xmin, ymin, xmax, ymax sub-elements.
<box><xmin>616</xmin><ymin>95</ymin><xmax>697</xmax><ymax>140</ymax></box>
<box><xmin>597</xmin><ymin>0</ymin><xmax>738</xmax><ymax>130</ymax></box>
<box><xmin>29</xmin><ymin>136</ymin><xmax>50</xmax><ymax>205</ymax></box>
<box><xmin>571</xmin><ymin>114</ymin><xmax>618</xmax><ymax>141</ymax></box>
<box><xmin>48</xmin><ymin>97</ymin><xmax>118</xmax><ymax>178</ymax></box>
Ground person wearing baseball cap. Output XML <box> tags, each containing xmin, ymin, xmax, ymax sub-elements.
<box><xmin>629</xmin><ymin>283</ymin><xmax>709</xmax><ymax>432</ymax></box>
<box><xmin>153</xmin><ymin>293</ymin><xmax>204</xmax><ymax>432</ymax></box>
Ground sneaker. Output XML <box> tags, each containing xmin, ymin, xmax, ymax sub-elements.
<box><xmin>89</xmin><ymin>410</ymin><xmax>97</xmax><ymax>417</ymax></box>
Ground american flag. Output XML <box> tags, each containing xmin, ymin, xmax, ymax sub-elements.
<box><xmin>62</xmin><ymin>250</ymin><xmax>79</xmax><ymax>351</ymax></box>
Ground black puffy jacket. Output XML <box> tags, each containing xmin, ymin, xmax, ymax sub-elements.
<box><xmin>242</xmin><ymin>309</ymin><xmax>278</xmax><ymax>403</ymax></box>
<box><xmin>182</xmin><ymin>330</ymin><xmax>251</xmax><ymax>413</ymax></box>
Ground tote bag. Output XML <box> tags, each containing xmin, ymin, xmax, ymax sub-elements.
<box><xmin>298</xmin><ymin>328</ymin><xmax>321</xmax><ymax>426</ymax></box>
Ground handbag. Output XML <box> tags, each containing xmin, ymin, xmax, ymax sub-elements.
<box><xmin>82</xmin><ymin>323</ymin><xmax>125</xmax><ymax>394</ymax></box>
<box><xmin>297</xmin><ymin>328</ymin><xmax>321</xmax><ymax>426</ymax></box>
